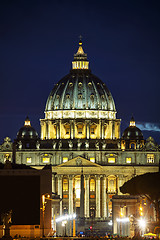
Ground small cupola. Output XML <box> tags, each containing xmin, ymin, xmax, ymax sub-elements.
<box><xmin>121</xmin><ymin>116</ymin><xmax>144</xmax><ymax>150</ymax></box>
<box><xmin>16</xmin><ymin>116</ymin><xmax>39</xmax><ymax>140</ymax></box>
<box><xmin>129</xmin><ymin>116</ymin><xmax>135</xmax><ymax>127</ymax></box>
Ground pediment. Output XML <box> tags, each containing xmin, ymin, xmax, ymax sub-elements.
<box><xmin>58</xmin><ymin>156</ymin><xmax>102</xmax><ymax>168</ymax></box>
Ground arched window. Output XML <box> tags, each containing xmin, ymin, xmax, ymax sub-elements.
<box><xmin>75</xmin><ymin>177</ymin><xmax>80</xmax><ymax>198</ymax></box>
<box><xmin>130</xmin><ymin>143</ymin><xmax>135</xmax><ymax>149</ymax></box>
<box><xmin>63</xmin><ymin>207</ymin><xmax>68</xmax><ymax>215</ymax></box>
<box><xmin>108</xmin><ymin>176</ymin><xmax>116</xmax><ymax>193</ymax></box>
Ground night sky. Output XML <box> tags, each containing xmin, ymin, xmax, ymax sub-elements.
<box><xmin>0</xmin><ymin>0</ymin><xmax>160</xmax><ymax>143</ymax></box>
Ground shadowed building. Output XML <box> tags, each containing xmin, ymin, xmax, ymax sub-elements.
<box><xmin>0</xmin><ymin>161</ymin><xmax>52</xmax><ymax>238</ymax></box>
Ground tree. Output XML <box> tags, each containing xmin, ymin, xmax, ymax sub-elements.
<box><xmin>120</xmin><ymin>172</ymin><xmax>160</xmax><ymax>224</ymax></box>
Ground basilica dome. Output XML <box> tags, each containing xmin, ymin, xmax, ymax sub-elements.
<box><xmin>17</xmin><ymin>117</ymin><xmax>39</xmax><ymax>140</ymax></box>
<box><xmin>122</xmin><ymin>117</ymin><xmax>143</xmax><ymax>140</ymax></box>
<box><xmin>45</xmin><ymin>41</ymin><xmax>116</xmax><ymax>112</ymax></box>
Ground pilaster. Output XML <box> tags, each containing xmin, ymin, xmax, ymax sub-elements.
<box><xmin>85</xmin><ymin>175</ymin><xmax>90</xmax><ymax>218</ymax></box>
<box><xmin>102</xmin><ymin>175</ymin><xmax>107</xmax><ymax>218</ymax></box>
<box><xmin>96</xmin><ymin>175</ymin><xmax>101</xmax><ymax>218</ymax></box>
<box><xmin>69</xmin><ymin>175</ymin><xmax>73</xmax><ymax>215</ymax></box>
<box><xmin>57</xmin><ymin>175</ymin><xmax>63</xmax><ymax>215</ymax></box>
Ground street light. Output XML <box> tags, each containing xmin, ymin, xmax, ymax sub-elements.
<box><xmin>41</xmin><ymin>194</ymin><xmax>50</xmax><ymax>237</ymax></box>
<box><xmin>62</xmin><ymin>220</ymin><xmax>67</xmax><ymax>236</ymax></box>
<box><xmin>138</xmin><ymin>217</ymin><xmax>146</xmax><ymax>236</ymax></box>
<box><xmin>41</xmin><ymin>193</ymin><xmax>61</xmax><ymax>237</ymax></box>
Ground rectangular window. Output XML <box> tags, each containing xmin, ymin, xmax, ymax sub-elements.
<box><xmin>90</xmin><ymin>195</ymin><xmax>95</xmax><ymax>199</ymax></box>
<box><xmin>42</xmin><ymin>157</ymin><xmax>50</xmax><ymax>163</ymax></box>
<box><xmin>63</xmin><ymin>157</ymin><xmax>68</xmax><ymax>163</ymax></box>
<box><xmin>90</xmin><ymin>157</ymin><xmax>95</xmax><ymax>163</ymax></box>
<box><xmin>126</xmin><ymin>157</ymin><xmax>131</xmax><ymax>164</ymax></box>
<box><xmin>26</xmin><ymin>157</ymin><xmax>32</xmax><ymax>163</ymax></box>
<box><xmin>63</xmin><ymin>194</ymin><xmax>68</xmax><ymax>199</ymax></box>
<box><xmin>108</xmin><ymin>157</ymin><xmax>115</xmax><ymax>163</ymax></box>
<box><xmin>147</xmin><ymin>154</ymin><xmax>154</xmax><ymax>163</ymax></box>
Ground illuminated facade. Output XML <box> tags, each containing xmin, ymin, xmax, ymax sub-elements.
<box><xmin>0</xmin><ymin>41</ymin><xmax>159</xmax><ymax>236</ymax></box>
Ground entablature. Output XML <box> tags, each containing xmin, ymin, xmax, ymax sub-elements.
<box><xmin>44</xmin><ymin>110</ymin><xmax>117</xmax><ymax>120</ymax></box>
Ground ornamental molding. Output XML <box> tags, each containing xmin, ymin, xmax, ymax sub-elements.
<box><xmin>76</xmin><ymin>158</ymin><xmax>82</xmax><ymax>166</ymax></box>
<box><xmin>105</xmin><ymin>153</ymin><xmax>118</xmax><ymax>158</ymax></box>
<box><xmin>45</xmin><ymin>110</ymin><xmax>117</xmax><ymax>120</ymax></box>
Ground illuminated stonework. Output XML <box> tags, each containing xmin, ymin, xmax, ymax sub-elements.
<box><xmin>0</xmin><ymin>41</ymin><xmax>159</xmax><ymax>237</ymax></box>
<box><xmin>41</xmin><ymin>41</ymin><xmax>120</xmax><ymax>140</ymax></box>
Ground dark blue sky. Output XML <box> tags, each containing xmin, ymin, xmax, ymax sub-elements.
<box><xmin>0</xmin><ymin>0</ymin><xmax>160</xmax><ymax>143</ymax></box>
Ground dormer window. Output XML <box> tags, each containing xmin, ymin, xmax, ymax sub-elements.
<box><xmin>78</xmin><ymin>82</ymin><xmax>82</xmax><ymax>88</ymax></box>
<box><xmin>88</xmin><ymin>82</ymin><xmax>92</xmax><ymax>87</ymax></box>
<box><xmin>66</xmin><ymin>94</ymin><xmax>70</xmax><ymax>99</ymax></box>
<box><xmin>56</xmin><ymin>95</ymin><xmax>60</xmax><ymax>99</ymax></box>
<box><xmin>90</xmin><ymin>94</ymin><xmax>94</xmax><ymax>99</ymax></box>
<box><xmin>78</xmin><ymin>94</ymin><xmax>83</xmax><ymax>99</ymax></box>
<box><xmin>69</xmin><ymin>82</ymin><xmax>73</xmax><ymax>87</ymax></box>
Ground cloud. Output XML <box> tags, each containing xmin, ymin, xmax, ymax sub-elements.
<box><xmin>136</xmin><ymin>122</ymin><xmax>160</xmax><ymax>132</ymax></box>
